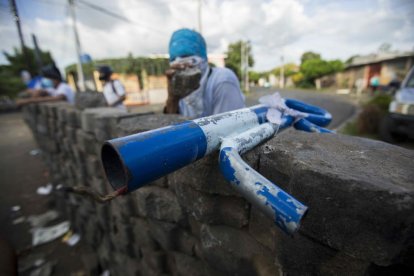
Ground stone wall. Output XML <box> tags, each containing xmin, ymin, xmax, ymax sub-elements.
<box><xmin>22</xmin><ymin>102</ymin><xmax>414</xmax><ymax>275</ymax></box>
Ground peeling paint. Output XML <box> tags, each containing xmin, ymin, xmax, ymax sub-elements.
<box><xmin>102</xmin><ymin>96</ymin><xmax>332</xmax><ymax>235</ymax></box>
<box><xmin>219</xmin><ymin>143</ymin><xmax>307</xmax><ymax>235</ymax></box>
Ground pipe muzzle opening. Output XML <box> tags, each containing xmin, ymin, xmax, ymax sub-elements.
<box><xmin>101</xmin><ymin>143</ymin><xmax>128</xmax><ymax>191</ymax></box>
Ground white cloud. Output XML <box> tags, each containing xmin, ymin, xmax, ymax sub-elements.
<box><xmin>1</xmin><ymin>0</ymin><xmax>413</xmax><ymax>72</ymax></box>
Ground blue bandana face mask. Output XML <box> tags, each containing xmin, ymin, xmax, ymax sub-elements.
<box><xmin>41</xmin><ymin>78</ymin><xmax>53</xmax><ymax>88</ymax></box>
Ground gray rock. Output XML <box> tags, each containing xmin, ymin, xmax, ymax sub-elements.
<box><xmin>130</xmin><ymin>186</ymin><xmax>183</xmax><ymax>222</ymax></box>
<box><xmin>147</xmin><ymin>219</ymin><xmax>178</xmax><ymax>251</ymax></box>
<box><xmin>272</xmin><ymin>226</ymin><xmax>371</xmax><ymax>275</ymax></box>
<box><xmin>81</xmin><ymin>107</ymin><xmax>125</xmax><ymax>133</ymax></box>
<box><xmin>248</xmin><ymin>206</ymin><xmax>278</xmax><ymax>252</ymax></box>
<box><xmin>130</xmin><ymin>217</ymin><xmax>158</xmax><ymax>250</ymax></box>
<box><xmin>94</xmin><ymin>112</ymin><xmax>151</xmax><ymax>141</ymax></box>
<box><xmin>81</xmin><ymin>251</ymin><xmax>100</xmax><ymax>275</ymax></box>
<box><xmin>173</xmin><ymin>181</ymin><xmax>249</xmax><ymax>228</ymax></box>
<box><xmin>176</xmin><ymin>229</ymin><xmax>198</xmax><ymax>256</ymax></box>
<box><xmin>85</xmin><ymin>155</ymin><xmax>102</xmax><ymax>179</ymax></box>
<box><xmin>65</xmin><ymin>126</ymin><xmax>77</xmax><ymax>144</ymax></box>
<box><xmin>200</xmin><ymin>224</ymin><xmax>273</xmax><ymax>275</ymax></box>
<box><xmin>257</xmin><ymin>131</ymin><xmax>414</xmax><ymax>265</ymax></box>
<box><xmin>141</xmin><ymin>248</ymin><xmax>167</xmax><ymax>274</ymax></box>
<box><xmin>76</xmin><ymin>129</ymin><xmax>96</xmax><ymax>155</ymax></box>
<box><xmin>111</xmin><ymin>252</ymin><xmax>141</xmax><ymax>276</ymax></box>
<box><xmin>170</xmin><ymin>152</ymin><xmax>242</xmax><ymax>197</ymax></box>
<box><xmin>65</xmin><ymin>107</ymin><xmax>81</xmax><ymax>127</ymax></box>
<box><xmin>253</xmin><ymin>255</ymin><xmax>282</xmax><ymax>276</ymax></box>
<box><xmin>168</xmin><ymin>252</ymin><xmax>225</xmax><ymax>276</ymax></box>
<box><xmin>74</xmin><ymin>90</ymin><xmax>107</xmax><ymax>110</ymax></box>
<box><xmin>116</xmin><ymin>113</ymin><xmax>186</xmax><ymax>136</ymax></box>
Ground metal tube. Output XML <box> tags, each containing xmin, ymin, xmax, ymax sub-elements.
<box><xmin>101</xmin><ymin>96</ymin><xmax>332</xmax><ymax>234</ymax></box>
<box><xmin>219</xmin><ymin>122</ymin><xmax>307</xmax><ymax>235</ymax></box>
<box><xmin>101</xmin><ymin>98</ymin><xmax>332</xmax><ymax>194</ymax></box>
<box><xmin>102</xmin><ymin>106</ymin><xmax>269</xmax><ymax>193</ymax></box>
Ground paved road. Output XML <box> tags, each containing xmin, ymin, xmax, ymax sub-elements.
<box><xmin>245</xmin><ymin>87</ymin><xmax>357</xmax><ymax>129</ymax></box>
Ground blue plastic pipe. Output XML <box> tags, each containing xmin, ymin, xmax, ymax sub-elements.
<box><xmin>101</xmin><ymin>98</ymin><xmax>332</xmax><ymax>234</ymax></box>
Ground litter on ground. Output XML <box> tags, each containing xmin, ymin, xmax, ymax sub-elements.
<box><xmin>32</xmin><ymin>221</ymin><xmax>70</xmax><ymax>246</ymax></box>
<box><xmin>36</xmin><ymin>183</ymin><xmax>53</xmax><ymax>195</ymax></box>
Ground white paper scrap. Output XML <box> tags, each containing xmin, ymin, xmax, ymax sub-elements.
<box><xmin>32</xmin><ymin>221</ymin><xmax>70</xmax><ymax>246</ymax></box>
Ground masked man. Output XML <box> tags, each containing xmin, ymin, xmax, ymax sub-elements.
<box><xmin>98</xmin><ymin>65</ymin><xmax>127</xmax><ymax>111</ymax></box>
<box><xmin>16</xmin><ymin>64</ymin><xmax>75</xmax><ymax>106</ymax></box>
<box><xmin>164</xmin><ymin>28</ymin><xmax>245</xmax><ymax>117</ymax></box>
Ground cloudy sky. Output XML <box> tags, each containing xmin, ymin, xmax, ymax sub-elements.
<box><xmin>0</xmin><ymin>0</ymin><xmax>413</xmax><ymax>71</ymax></box>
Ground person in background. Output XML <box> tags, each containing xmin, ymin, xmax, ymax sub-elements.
<box><xmin>21</xmin><ymin>70</ymin><xmax>42</xmax><ymax>90</ymax></box>
<box><xmin>18</xmin><ymin>70</ymin><xmax>46</xmax><ymax>98</ymax></box>
<box><xmin>370</xmin><ymin>74</ymin><xmax>380</xmax><ymax>94</ymax></box>
<box><xmin>164</xmin><ymin>28</ymin><xmax>245</xmax><ymax>118</ymax></box>
<box><xmin>16</xmin><ymin>64</ymin><xmax>75</xmax><ymax>106</ymax></box>
<box><xmin>388</xmin><ymin>73</ymin><xmax>401</xmax><ymax>94</ymax></box>
<box><xmin>98</xmin><ymin>65</ymin><xmax>127</xmax><ymax>111</ymax></box>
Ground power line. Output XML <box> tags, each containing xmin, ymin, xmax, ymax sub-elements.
<box><xmin>37</xmin><ymin>0</ymin><xmax>66</xmax><ymax>7</ymax></box>
<box><xmin>77</xmin><ymin>0</ymin><xmax>130</xmax><ymax>23</ymax></box>
<box><xmin>76</xmin><ymin>0</ymin><xmax>167</xmax><ymax>36</ymax></box>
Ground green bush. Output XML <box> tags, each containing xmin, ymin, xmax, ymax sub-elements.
<box><xmin>357</xmin><ymin>104</ymin><xmax>383</xmax><ymax>134</ymax></box>
<box><xmin>355</xmin><ymin>95</ymin><xmax>392</xmax><ymax>135</ymax></box>
<box><xmin>0</xmin><ymin>67</ymin><xmax>25</xmax><ymax>99</ymax></box>
<box><xmin>367</xmin><ymin>94</ymin><xmax>392</xmax><ymax>112</ymax></box>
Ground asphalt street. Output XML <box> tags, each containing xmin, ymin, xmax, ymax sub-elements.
<box><xmin>245</xmin><ymin>87</ymin><xmax>357</xmax><ymax>129</ymax></box>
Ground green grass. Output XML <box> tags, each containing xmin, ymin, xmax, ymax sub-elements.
<box><xmin>339</xmin><ymin>119</ymin><xmax>380</xmax><ymax>140</ymax></box>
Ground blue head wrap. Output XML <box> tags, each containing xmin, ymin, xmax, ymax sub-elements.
<box><xmin>169</xmin><ymin>28</ymin><xmax>207</xmax><ymax>62</ymax></box>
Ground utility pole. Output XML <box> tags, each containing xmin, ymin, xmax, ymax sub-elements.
<box><xmin>240</xmin><ymin>41</ymin><xmax>244</xmax><ymax>91</ymax></box>
<box><xmin>9</xmin><ymin>0</ymin><xmax>29</xmax><ymax>66</ymax></box>
<box><xmin>198</xmin><ymin>0</ymin><xmax>202</xmax><ymax>34</ymax></box>
<box><xmin>280</xmin><ymin>55</ymin><xmax>284</xmax><ymax>89</ymax></box>
<box><xmin>68</xmin><ymin>0</ymin><xmax>85</xmax><ymax>91</ymax></box>
<box><xmin>245</xmin><ymin>40</ymin><xmax>250</xmax><ymax>93</ymax></box>
<box><xmin>32</xmin><ymin>34</ymin><xmax>43</xmax><ymax>75</ymax></box>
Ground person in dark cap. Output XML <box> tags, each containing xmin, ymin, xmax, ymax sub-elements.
<box><xmin>98</xmin><ymin>65</ymin><xmax>127</xmax><ymax>111</ymax></box>
<box><xmin>164</xmin><ymin>28</ymin><xmax>245</xmax><ymax>117</ymax></box>
<box><xmin>16</xmin><ymin>64</ymin><xmax>75</xmax><ymax>106</ymax></box>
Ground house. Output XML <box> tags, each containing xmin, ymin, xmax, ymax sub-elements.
<box><xmin>317</xmin><ymin>51</ymin><xmax>414</xmax><ymax>91</ymax></box>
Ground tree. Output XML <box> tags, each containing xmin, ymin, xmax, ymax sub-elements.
<box><xmin>299</xmin><ymin>55</ymin><xmax>344</xmax><ymax>87</ymax></box>
<box><xmin>300</xmin><ymin>59</ymin><xmax>332</xmax><ymax>80</ymax></box>
<box><xmin>0</xmin><ymin>65</ymin><xmax>25</xmax><ymax>98</ymax></box>
<box><xmin>270</xmin><ymin>63</ymin><xmax>298</xmax><ymax>77</ymax></box>
<box><xmin>225</xmin><ymin>41</ymin><xmax>254</xmax><ymax>80</ymax></box>
<box><xmin>300</xmin><ymin>51</ymin><xmax>321</xmax><ymax>65</ymax></box>
<box><xmin>248</xmin><ymin>71</ymin><xmax>265</xmax><ymax>84</ymax></box>
<box><xmin>0</xmin><ymin>47</ymin><xmax>55</xmax><ymax>98</ymax></box>
<box><xmin>3</xmin><ymin>46</ymin><xmax>54</xmax><ymax>76</ymax></box>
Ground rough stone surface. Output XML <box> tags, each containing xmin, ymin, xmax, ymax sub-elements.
<box><xmin>81</xmin><ymin>107</ymin><xmax>125</xmax><ymax>133</ymax></box>
<box><xmin>23</xmin><ymin>102</ymin><xmax>414</xmax><ymax>275</ymax></box>
<box><xmin>200</xmin><ymin>224</ymin><xmax>273</xmax><ymax>275</ymax></box>
<box><xmin>74</xmin><ymin>91</ymin><xmax>107</xmax><ymax>110</ymax></box>
<box><xmin>257</xmin><ymin>131</ymin><xmax>414</xmax><ymax>266</ymax></box>
<box><xmin>131</xmin><ymin>186</ymin><xmax>184</xmax><ymax>223</ymax></box>
<box><xmin>168</xmin><ymin>252</ymin><xmax>224</xmax><ymax>276</ymax></box>
<box><xmin>248</xmin><ymin>206</ymin><xmax>277</xmax><ymax>252</ymax></box>
<box><xmin>173</xmin><ymin>181</ymin><xmax>249</xmax><ymax>228</ymax></box>
<box><xmin>116</xmin><ymin>113</ymin><xmax>186</xmax><ymax>136</ymax></box>
<box><xmin>170</xmin><ymin>152</ymin><xmax>242</xmax><ymax>197</ymax></box>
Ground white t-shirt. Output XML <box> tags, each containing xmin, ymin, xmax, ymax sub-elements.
<box><xmin>178</xmin><ymin>67</ymin><xmax>245</xmax><ymax>118</ymax></box>
<box><xmin>47</xmin><ymin>82</ymin><xmax>75</xmax><ymax>104</ymax></box>
<box><xmin>103</xmin><ymin>80</ymin><xmax>127</xmax><ymax>111</ymax></box>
